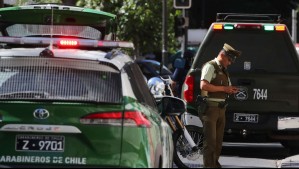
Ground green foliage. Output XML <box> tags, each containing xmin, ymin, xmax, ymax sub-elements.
<box><xmin>76</xmin><ymin>0</ymin><xmax>178</xmax><ymax>58</ymax></box>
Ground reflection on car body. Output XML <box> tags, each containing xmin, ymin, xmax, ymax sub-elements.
<box><xmin>295</xmin><ymin>43</ymin><xmax>299</xmax><ymax>55</ymax></box>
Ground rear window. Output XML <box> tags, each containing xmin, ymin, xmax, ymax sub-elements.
<box><xmin>138</xmin><ymin>60</ymin><xmax>172</xmax><ymax>75</ymax></box>
<box><xmin>6</xmin><ymin>24</ymin><xmax>102</xmax><ymax>40</ymax></box>
<box><xmin>195</xmin><ymin>30</ymin><xmax>299</xmax><ymax>73</ymax></box>
<box><xmin>0</xmin><ymin>58</ymin><xmax>122</xmax><ymax>103</ymax></box>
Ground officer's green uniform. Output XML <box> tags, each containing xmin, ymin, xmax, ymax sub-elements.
<box><xmin>199</xmin><ymin>43</ymin><xmax>241</xmax><ymax>168</ymax></box>
<box><xmin>200</xmin><ymin>59</ymin><xmax>229</xmax><ymax>168</ymax></box>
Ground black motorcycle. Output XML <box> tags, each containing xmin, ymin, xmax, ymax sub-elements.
<box><xmin>148</xmin><ymin>76</ymin><xmax>204</xmax><ymax>168</ymax></box>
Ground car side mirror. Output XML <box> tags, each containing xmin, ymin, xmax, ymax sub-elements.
<box><xmin>160</xmin><ymin>96</ymin><xmax>186</xmax><ymax>116</ymax></box>
<box><xmin>173</xmin><ymin>58</ymin><xmax>185</xmax><ymax>69</ymax></box>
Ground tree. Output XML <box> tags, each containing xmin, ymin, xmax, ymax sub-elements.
<box><xmin>77</xmin><ymin>0</ymin><xmax>177</xmax><ymax>59</ymax></box>
<box><xmin>61</xmin><ymin>0</ymin><xmax>76</xmax><ymax>5</ymax></box>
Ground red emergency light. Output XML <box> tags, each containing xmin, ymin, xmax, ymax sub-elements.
<box><xmin>58</xmin><ymin>40</ymin><xmax>79</xmax><ymax>47</ymax></box>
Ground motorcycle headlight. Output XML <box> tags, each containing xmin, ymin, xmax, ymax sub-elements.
<box><xmin>147</xmin><ymin>77</ymin><xmax>165</xmax><ymax>96</ymax></box>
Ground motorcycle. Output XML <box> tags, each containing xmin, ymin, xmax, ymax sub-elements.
<box><xmin>148</xmin><ymin>76</ymin><xmax>204</xmax><ymax>168</ymax></box>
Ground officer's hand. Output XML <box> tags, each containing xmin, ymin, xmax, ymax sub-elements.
<box><xmin>225</xmin><ymin>86</ymin><xmax>239</xmax><ymax>94</ymax></box>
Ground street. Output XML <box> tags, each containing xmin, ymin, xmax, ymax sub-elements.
<box><xmin>175</xmin><ymin>142</ymin><xmax>297</xmax><ymax>168</ymax></box>
<box><xmin>220</xmin><ymin>142</ymin><xmax>287</xmax><ymax>168</ymax></box>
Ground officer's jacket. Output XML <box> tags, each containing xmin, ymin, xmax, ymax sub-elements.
<box><xmin>202</xmin><ymin>60</ymin><xmax>229</xmax><ymax>99</ymax></box>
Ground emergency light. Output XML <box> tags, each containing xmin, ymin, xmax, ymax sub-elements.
<box><xmin>212</xmin><ymin>23</ymin><xmax>286</xmax><ymax>32</ymax></box>
<box><xmin>0</xmin><ymin>37</ymin><xmax>134</xmax><ymax>49</ymax></box>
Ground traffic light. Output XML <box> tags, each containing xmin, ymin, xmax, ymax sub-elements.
<box><xmin>173</xmin><ymin>0</ymin><xmax>191</xmax><ymax>9</ymax></box>
<box><xmin>174</xmin><ymin>15</ymin><xmax>188</xmax><ymax>37</ymax></box>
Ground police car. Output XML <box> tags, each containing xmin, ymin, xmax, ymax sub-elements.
<box><xmin>183</xmin><ymin>13</ymin><xmax>299</xmax><ymax>152</ymax></box>
<box><xmin>0</xmin><ymin>4</ymin><xmax>176</xmax><ymax>167</ymax></box>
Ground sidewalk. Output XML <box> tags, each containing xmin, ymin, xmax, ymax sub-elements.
<box><xmin>277</xmin><ymin>155</ymin><xmax>299</xmax><ymax>168</ymax></box>
<box><xmin>174</xmin><ymin>156</ymin><xmax>279</xmax><ymax>168</ymax></box>
<box><xmin>219</xmin><ymin>156</ymin><xmax>278</xmax><ymax>168</ymax></box>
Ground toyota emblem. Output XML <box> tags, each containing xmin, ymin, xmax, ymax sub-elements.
<box><xmin>33</xmin><ymin>108</ymin><xmax>50</xmax><ymax>120</ymax></box>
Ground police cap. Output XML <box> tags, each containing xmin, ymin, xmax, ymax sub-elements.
<box><xmin>222</xmin><ymin>43</ymin><xmax>241</xmax><ymax>62</ymax></box>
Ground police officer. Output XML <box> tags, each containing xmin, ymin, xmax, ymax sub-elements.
<box><xmin>199</xmin><ymin>43</ymin><xmax>241</xmax><ymax>168</ymax></box>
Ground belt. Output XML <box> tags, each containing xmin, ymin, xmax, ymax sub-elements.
<box><xmin>206</xmin><ymin>98</ymin><xmax>226</xmax><ymax>102</ymax></box>
<box><xmin>207</xmin><ymin>101</ymin><xmax>228</xmax><ymax>108</ymax></box>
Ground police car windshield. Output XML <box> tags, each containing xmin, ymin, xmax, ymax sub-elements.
<box><xmin>0</xmin><ymin>59</ymin><xmax>122</xmax><ymax>103</ymax></box>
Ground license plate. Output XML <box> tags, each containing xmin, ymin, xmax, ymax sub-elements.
<box><xmin>234</xmin><ymin>113</ymin><xmax>258</xmax><ymax>123</ymax></box>
<box><xmin>16</xmin><ymin>135</ymin><xmax>64</xmax><ymax>152</ymax></box>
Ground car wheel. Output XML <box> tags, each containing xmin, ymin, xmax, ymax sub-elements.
<box><xmin>173</xmin><ymin>125</ymin><xmax>204</xmax><ymax>168</ymax></box>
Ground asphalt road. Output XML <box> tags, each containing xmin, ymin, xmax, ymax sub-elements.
<box><xmin>222</xmin><ymin>142</ymin><xmax>290</xmax><ymax>160</ymax></box>
<box><xmin>175</xmin><ymin>142</ymin><xmax>292</xmax><ymax>168</ymax></box>
<box><xmin>220</xmin><ymin>142</ymin><xmax>289</xmax><ymax>168</ymax></box>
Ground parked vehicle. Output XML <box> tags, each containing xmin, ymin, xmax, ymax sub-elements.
<box><xmin>136</xmin><ymin>59</ymin><xmax>173</xmax><ymax>80</ymax></box>
<box><xmin>148</xmin><ymin>76</ymin><xmax>204</xmax><ymax>168</ymax></box>
<box><xmin>295</xmin><ymin>43</ymin><xmax>299</xmax><ymax>55</ymax></box>
<box><xmin>168</xmin><ymin>47</ymin><xmax>198</xmax><ymax>71</ymax></box>
<box><xmin>0</xmin><ymin>4</ymin><xmax>174</xmax><ymax>168</ymax></box>
<box><xmin>182</xmin><ymin>13</ymin><xmax>299</xmax><ymax>152</ymax></box>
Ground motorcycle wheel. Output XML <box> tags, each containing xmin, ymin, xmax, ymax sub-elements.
<box><xmin>172</xmin><ymin>125</ymin><xmax>204</xmax><ymax>168</ymax></box>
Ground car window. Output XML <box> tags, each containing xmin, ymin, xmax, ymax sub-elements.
<box><xmin>146</xmin><ymin>61</ymin><xmax>172</xmax><ymax>75</ymax></box>
<box><xmin>0</xmin><ymin>5</ymin><xmax>116</xmax><ymax>41</ymax></box>
<box><xmin>196</xmin><ymin>31</ymin><xmax>298</xmax><ymax>73</ymax></box>
<box><xmin>125</xmin><ymin>62</ymin><xmax>157</xmax><ymax>109</ymax></box>
<box><xmin>138</xmin><ymin>63</ymin><xmax>151</xmax><ymax>74</ymax></box>
<box><xmin>6</xmin><ymin>24</ymin><xmax>102</xmax><ymax>40</ymax></box>
<box><xmin>0</xmin><ymin>59</ymin><xmax>122</xmax><ymax>103</ymax></box>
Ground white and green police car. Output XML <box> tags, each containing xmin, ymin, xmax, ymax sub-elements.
<box><xmin>0</xmin><ymin>4</ymin><xmax>179</xmax><ymax>168</ymax></box>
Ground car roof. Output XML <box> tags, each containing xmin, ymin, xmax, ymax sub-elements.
<box><xmin>0</xmin><ymin>3</ymin><xmax>134</xmax><ymax>70</ymax></box>
<box><xmin>137</xmin><ymin>59</ymin><xmax>165</xmax><ymax>65</ymax></box>
<box><xmin>137</xmin><ymin>59</ymin><xmax>171</xmax><ymax>69</ymax></box>
<box><xmin>215</xmin><ymin>13</ymin><xmax>281</xmax><ymax>23</ymax></box>
<box><xmin>0</xmin><ymin>4</ymin><xmax>117</xmax><ymax>42</ymax></box>
<box><xmin>0</xmin><ymin>4</ymin><xmax>116</xmax><ymax>25</ymax></box>
<box><xmin>0</xmin><ymin>47</ymin><xmax>133</xmax><ymax>70</ymax></box>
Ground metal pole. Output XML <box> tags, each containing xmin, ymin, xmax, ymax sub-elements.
<box><xmin>292</xmin><ymin>9</ymin><xmax>297</xmax><ymax>43</ymax></box>
<box><xmin>184</xmin><ymin>9</ymin><xmax>188</xmax><ymax>56</ymax></box>
<box><xmin>161</xmin><ymin>0</ymin><xmax>168</xmax><ymax>74</ymax></box>
<box><xmin>181</xmin><ymin>9</ymin><xmax>189</xmax><ymax>58</ymax></box>
<box><xmin>0</xmin><ymin>0</ymin><xmax>3</xmax><ymax>8</ymax></box>
<box><xmin>181</xmin><ymin>9</ymin><xmax>186</xmax><ymax>58</ymax></box>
